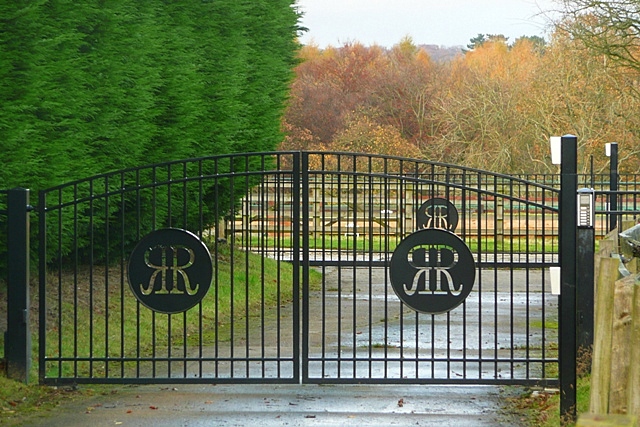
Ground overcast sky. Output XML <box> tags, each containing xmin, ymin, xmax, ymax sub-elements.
<box><xmin>295</xmin><ymin>0</ymin><xmax>557</xmax><ymax>48</ymax></box>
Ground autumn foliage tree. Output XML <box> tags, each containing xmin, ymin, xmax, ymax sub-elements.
<box><xmin>283</xmin><ymin>29</ymin><xmax>640</xmax><ymax>173</ymax></box>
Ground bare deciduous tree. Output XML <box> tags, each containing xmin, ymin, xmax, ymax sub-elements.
<box><xmin>554</xmin><ymin>0</ymin><xmax>640</xmax><ymax>72</ymax></box>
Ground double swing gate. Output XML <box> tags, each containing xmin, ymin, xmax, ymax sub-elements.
<box><xmin>35</xmin><ymin>151</ymin><xmax>560</xmax><ymax>386</ymax></box>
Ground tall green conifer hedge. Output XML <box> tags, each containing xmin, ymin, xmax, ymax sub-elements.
<box><xmin>0</xmin><ymin>0</ymin><xmax>299</xmax><ymax>188</ymax></box>
<box><xmin>0</xmin><ymin>0</ymin><xmax>301</xmax><ymax>270</ymax></box>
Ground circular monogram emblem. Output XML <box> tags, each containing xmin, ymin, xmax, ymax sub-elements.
<box><xmin>128</xmin><ymin>228</ymin><xmax>213</xmax><ymax>314</ymax></box>
<box><xmin>416</xmin><ymin>198</ymin><xmax>459</xmax><ymax>231</ymax></box>
<box><xmin>390</xmin><ymin>229</ymin><xmax>475</xmax><ymax>314</ymax></box>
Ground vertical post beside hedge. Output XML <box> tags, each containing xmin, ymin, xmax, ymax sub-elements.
<box><xmin>4</xmin><ymin>188</ymin><xmax>31</xmax><ymax>383</ymax></box>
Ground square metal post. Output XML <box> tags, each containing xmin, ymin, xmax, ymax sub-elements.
<box><xmin>5</xmin><ymin>188</ymin><xmax>31</xmax><ymax>383</ymax></box>
<box><xmin>559</xmin><ymin>135</ymin><xmax>577</xmax><ymax>423</ymax></box>
<box><xmin>576</xmin><ymin>226</ymin><xmax>594</xmax><ymax>358</ymax></box>
<box><xmin>608</xmin><ymin>142</ymin><xmax>618</xmax><ymax>232</ymax></box>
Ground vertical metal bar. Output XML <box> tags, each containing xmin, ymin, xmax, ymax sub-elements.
<box><xmin>182</xmin><ymin>162</ymin><xmax>189</xmax><ymax>379</ymax></box>
<box><xmin>89</xmin><ymin>179</ymin><xmax>95</xmax><ymax>378</ymax></box>
<box><xmin>296</xmin><ymin>152</ymin><xmax>305</xmax><ymax>383</ymax></box>
<box><xmin>576</xmin><ymin>226</ymin><xmax>594</xmax><ymax>358</ymax></box>
<box><xmin>260</xmin><ymin>156</ymin><xmax>267</xmax><ymax>378</ymax></box>
<box><xmin>150</xmin><ymin>168</ymin><xmax>157</xmax><ymax>378</ymax></box>
<box><xmin>496</xmin><ymin>176</ymin><xmax>500</xmax><ymax>378</ymax></box>
<box><xmin>413</xmin><ymin>161</ymin><xmax>420</xmax><ymax>380</ymax></box>
<box><xmin>383</xmin><ymin>160</ymin><xmax>390</xmax><ymax>379</ymax></box>
<box><xmin>6</xmin><ymin>188</ymin><xmax>31</xmax><ymax>383</ymax></box>
<box><xmin>134</xmin><ymin>170</ymin><xmax>142</xmax><ymax>379</ymax></box>
<box><xmin>73</xmin><ymin>184</ymin><xmax>79</xmax><ymax>379</ymax></box>
<box><xmin>477</xmin><ymin>172</ymin><xmax>484</xmax><ymax>379</ymax></box>
<box><xmin>38</xmin><ymin>190</ymin><xmax>47</xmax><ymax>383</ymax></box>
<box><xmin>104</xmin><ymin>177</ymin><xmax>110</xmax><ymax>378</ymax></box>
<box><xmin>119</xmin><ymin>173</ymin><xmax>126</xmax><ymax>378</ymax></box>
<box><xmin>560</xmin><ymin>134</ymin><xmax>578</xmax><ymax>423</ymax></box>
<box><xmin>213</xmin><ymin>158</ymin><xmax>220</xmax><ymax>378</ymax></box>
<box><xmin>525</xmin><ymin>183</ymin><xmax>532</xmax><ymax>380</ymax></box>
<box><xmin>336</xmin><ymin>156</ymin><xmax>342</xmax><ymax>379</ymax></box>
<box><xmin>351</xmin><ymin>155</ymin><xmax>358</xmax><ymax>379</ymax></box>
<box><xmin>445</xmin><ymin>168</ymin><xmax>451</xmax><ymax>380</ymax></box>
<box><xmin>398</xmin><ymin>162</ymin><xmax>405</xmax><ymax>380</ymax></box>
<box><xmin>198</xmin><ymin>162</ymin><xmax>205</xmax><ymax>378</ymax></box>
<box><xmin>244</xmin><ymin>157</ymin><xmax>251</xmax><ymax>378</ymax></box>
<box><xmin>509</xmin><ymin>179</ymin><xmax>515</xmax><ymax>378</ymax></box>
<box><xmin>461</xmin><ymin>170</ymin><xmax>468</xmax><ymax>378</ymax></box>
<box><xmin>367</xmin><ymin>161</ymin><xmax>374</xmax><ymax>379</ymax></box>
<box><xmin>320</xmin><ymin>154</ymin><xmax>327</xmax><ymax>380</ymax></box>
<box><xmin>57</xmin><ymin>188</ymin><xmax>63</xmax><ymax>379</ymax></box>
<box><xmin>167</xmin><ymin>166</ymin><xmax>173</xmax><ymax>378</ymax></box>
<box><xmin>541</xmin><ymin>187</ymin><xmax>548</xmax><ymax>378</ymax></box>
<box><xmin>609</xmin><ymin>142</ymin><xmax>618</xmax><ymax>232</ymax></box>
<box><xmin>275</xmin><ymin>159</ymin><xmax>282</xmax><ymax>379</ymax></box>
<box><xmin>229</xmin><ymin>161</ymin><xmax>235</xmax><ymax>378</ymax></box>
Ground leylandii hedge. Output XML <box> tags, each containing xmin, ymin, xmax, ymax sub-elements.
<box><xmin>0</xmin><ymin>1</ymin><xmax>302</xmax><ymax>273</ymax></box>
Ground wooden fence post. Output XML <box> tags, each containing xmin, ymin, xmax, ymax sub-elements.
<box><xmin>590</xmin><ymin>257</ymin><xmax>621</xmax><ymax>414</ymax></box>
<box><xmin>608</xmin><ymin>275</ymin><xmax>635</xmax><ymax>414</ymax></box>
<box><xmin>627</xmin><ymin>278</ymin><xmax>640</xmax><ymax>415</ymax></box>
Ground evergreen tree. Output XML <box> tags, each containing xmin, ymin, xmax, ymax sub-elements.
<box><xmin>0</xmin><ymin>0</ymin><xmax>300</xmax><ymax>188</ymax></box>
<box><xmin>0</xmin><ymin>0</ymin><xmax>302</xmax><ymax>267</ymax></box>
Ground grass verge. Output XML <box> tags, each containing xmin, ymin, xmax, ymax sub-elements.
<box><xmin>507</xmin><ymin>375</ymin><xmax>590</xmax><ymax>427</ymax></box>
<box><xmin>0</xmin><ymin>244</ymin><xmax>321</xmax><ymax>423</ymax></box>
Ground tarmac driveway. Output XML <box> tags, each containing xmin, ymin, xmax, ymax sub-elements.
<box><xmin>25</xmin><ymin>383</ymin><xmax>527</xmax><ymax>426</ymax></box>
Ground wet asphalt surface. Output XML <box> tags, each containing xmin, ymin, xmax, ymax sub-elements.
<box><xmin>25</xmin><ymin>266</ymin><xmax>550</xmax><ymax>426</ymax></box>
<box><xmin>25</xmin><ymin>383</ymin><xmax>527</xmax><ymax>426</ymax></box>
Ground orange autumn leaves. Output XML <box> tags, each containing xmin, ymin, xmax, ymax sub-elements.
<box><xmin>282</xmin><ymin>34</ymin><xmax>640</xmax><ymax>173</ymax></box>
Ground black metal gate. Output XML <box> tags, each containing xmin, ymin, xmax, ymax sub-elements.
<box><xmin>37</xmin><ymin>151</ymin><xmax>560</xmax><ymax>386</ymax></box>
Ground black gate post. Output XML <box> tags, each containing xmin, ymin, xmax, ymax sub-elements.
<box><xmin>4</xmin><ymin>188</ymin><xmax>31</xmax><ymax>383</ymax></box>
<box><xmin>608</xmin><ymin>142</ymin><xmax>618</xmax><ymax>232</ymax></box>
<box><xmin>559</xmin><ymin>135</ymin><xmax>578</xmax><ymax>423</ymax></box>
<box><xmin>576</xmin><ymin>222</ymin><xmax>594</xmax><ymax>362</ymax></box>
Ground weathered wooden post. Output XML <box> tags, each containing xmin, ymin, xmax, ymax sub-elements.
<box><xmin>628</xmin><ymin>278</ymin><xmax>640</xmax><ymax>415</ymax></box>
<box><xmin>609</xmin><ymin>275</ymin><xmax>635</xmax><ymax>413</ymax></box>
<box><xmin>589</xmin><ymin>257</ymin><xmax>620</xmax><ymax>414</ymax></box>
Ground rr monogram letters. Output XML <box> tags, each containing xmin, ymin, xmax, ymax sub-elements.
<box><xmin>423</xmin><ymin>205</ymin><xmax>449</xmax><ymax>230</ymax></box>
<box><xmin>140</xmin><ymin>245</ymin><xmax>199</xmax><ymax>296</ymax></box>
<box><xmin>403</xmin><ymin>246</ymin><xmax>462</xmax><ymax>297</ymax></box>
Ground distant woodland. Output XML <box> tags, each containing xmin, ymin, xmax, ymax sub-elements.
<box><xmin>282</xmin><ymin>20</ymin><xmax>640</xmax><ymax>174</ymax></box>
